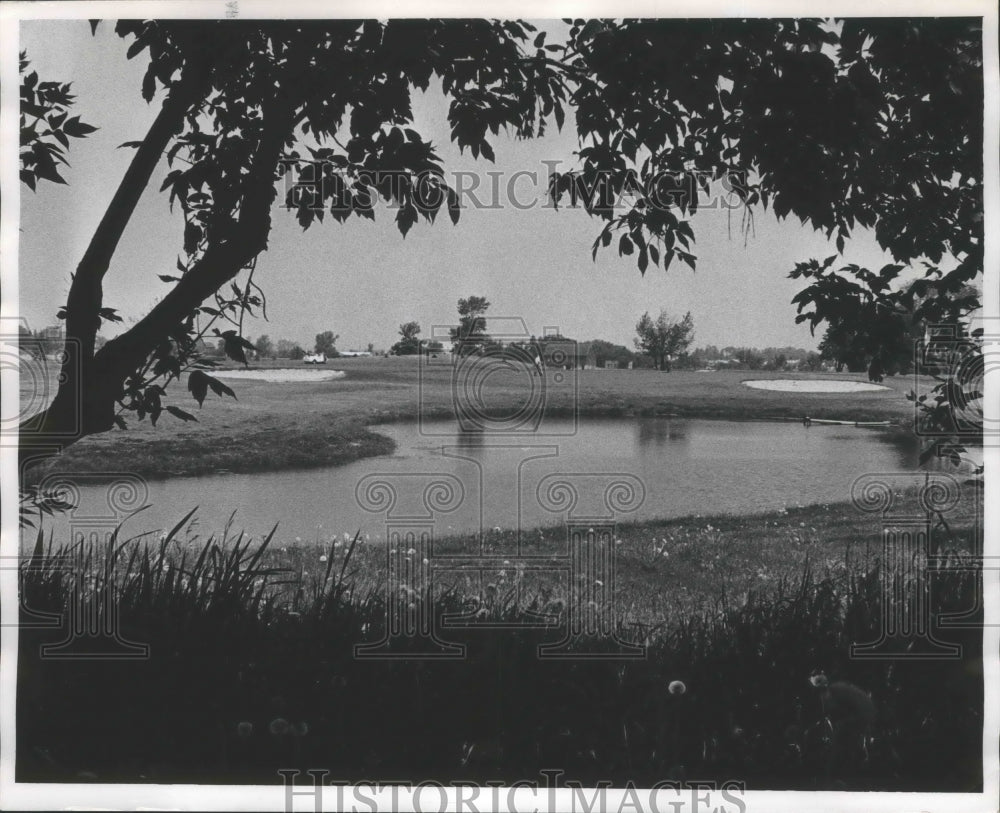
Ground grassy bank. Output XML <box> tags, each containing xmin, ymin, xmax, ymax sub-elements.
<box><xmin>26</xmin><ymin>360</ymin><xmax>923</xmax><ymax>479</ymax></box>
<box><xmin>17</xmin><ymin>499</ymin><xmax>983</xmax><ymax>789</ymax></box>
<box><xmin>233</xmin><ymin>498</ymin><xmax>982</xmax><ymax>628</ymax></box>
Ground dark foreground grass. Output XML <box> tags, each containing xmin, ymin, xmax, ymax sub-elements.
<box><xmin>16</xmin><ymin>511</ymin><xmax>984</xmax><ymax>791</ymax></box>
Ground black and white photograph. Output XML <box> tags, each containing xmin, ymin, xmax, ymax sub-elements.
<box><xmin>1</xmin><ymin>1</ymin><xmax>997</xmax><ymax>811</ymax></box>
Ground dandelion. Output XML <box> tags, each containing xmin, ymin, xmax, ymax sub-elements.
<box><xmin>295</xmin><ymin>536</ymin><xmax>301</xmax><ymax>543</ymax></box>
<box><xmin>343</xmin><ymin>532</ymin><xmax>351</xmax><ymax>541</ymax></box>
<box><xmin>319</xmin><ymin>554</ymin><xmax>328</xmax><ymax>563</ymax></box>
<box><xmin>269</xmin><ymin>717</ymin><xmax>290</xmax><ymax>736</ymax></box>
<box><xmin>615</xmin><ymin>538</ymin><xmax>623</xmax><ymax>545</ymax></box>
<box><xmin>668</xmin><ymin>680</ymin><xmax>687</xmax><ymax>695</ymax></box>
<box><xmin>237</xmin><ymin>721</ymin><xmax>253</xmax><ymax>737</ymax></box>
<box><xmin>493</xmin><ymin>526</ymin><xmax>501</xmax><ymax>533</ymax></box>
<box><xmin>407</xmin><ymin>547</ymin><xmax>417</xmax><ymax>555</ymax></box>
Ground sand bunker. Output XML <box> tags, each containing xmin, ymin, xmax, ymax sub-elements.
<box><xmin>743</xmin><ymin>379</ymin><xmax>889</xmax><ymax>393</ymax></box>
<box><xmin>210</xmin><ymin>368</ymin><xmax>346</xmax><ymax>383</ymax></box>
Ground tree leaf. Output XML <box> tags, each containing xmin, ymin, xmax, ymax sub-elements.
<box><xmin>126</xmin><ymin>37</ymin><xmax>146</xmax><ymax>60</ymax></box>
<box><xmin>222</xmin><ymin>332</ymin><xmax>251</xmax><ymax>364</ymax></box>
<box><xmin>396</xmin><ymin>204</ymin><xmax>418</xmax><ymax>237</ymax></box>
<box><xmin>166</xmin><ymin>405</ymin><xmax>199</xmax><ymax>423</ymax></box>
<box><xmin>188</xmin><ymin>369</ymin><xmax>209</xmax><ymax>407</ymax></box>
<box><xmin>62</xmin><ymin>116</ymin><xmax>97</xmax><ymax>137</ymax></box>
<box><xmin>142</xmin><ymin>66</ymin><xmax>156</xmax><ymax>102</ymax></box>
<box><xmin>447</xmin><ymin>188</ymin><xmax>460</xmax><ymax>225</ymax></box>
<box><xmin>33</xmin><ymin>160</ymin><xmax>66</xmax><ymax>185</ymax></box>
<box><xmin>205</xmin><ymin>375</ymin><xmax>237</xmax><ymax>400</ymax></box>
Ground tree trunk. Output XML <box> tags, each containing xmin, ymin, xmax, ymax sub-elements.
<box><xmin>19</xmin><ymin>67</ymin><xmax>211</xmax><ymax>472</ymax></box>
<box><xmin>19</xmin><ymin>79</ymin><xmax>295</xmax><ymax>476</ymax></box>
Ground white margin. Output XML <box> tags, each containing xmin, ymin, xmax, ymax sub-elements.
<box><xmin>1</xmin><ymin>1</ymin><xmax>997</xmax><ymax>811</ymax></box>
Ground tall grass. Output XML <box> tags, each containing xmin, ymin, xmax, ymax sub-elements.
<box><xmin>17</xmin><ymin>520</ymin><xmax>983</xmax><ymax>791</ymax></box>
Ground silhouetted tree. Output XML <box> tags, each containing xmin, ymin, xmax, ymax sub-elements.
<box><xmin>450</xmin><ymin>296</ymin><xmax>491</xmax><ymax>357</ymax></box>
<box><xmin>634</xmin><ymin>310</ymin><xmax>694</xmax><ymax>371</ymax></box>
<box><xmin>314</xmin><ymin>331</ymin><xmax>339</xmax><ymax>357</ymax></box>
<box><xmin>391</xmin><ymin>321</ymin><xmax>421</xmax><ymax>355</ymax></box>
<box><xmin>253</xmin><ymin>334</ymin><xmax>274</xmax><ymax>358</ymax></box>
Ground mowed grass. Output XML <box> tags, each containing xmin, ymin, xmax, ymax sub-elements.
<box><xmin>27</xmin><ymin>357</ymin><xmax>925</xmax><ymax>479</ymax></box>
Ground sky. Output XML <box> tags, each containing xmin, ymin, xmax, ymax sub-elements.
<box><xmin>17</xmin><ymin>19</ymin><xmax>902</xmax><ymax>354</ymax></box>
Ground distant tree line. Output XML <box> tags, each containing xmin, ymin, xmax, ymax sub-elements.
<box><xmin>194</xmin><ymin>330</ymin><xmax>347</xmax><ymax>361</ymax></box>
<box><xmin>382</xmin><ymin>297</ymin><xmax>833</xmax><ymax>374</ymax></box>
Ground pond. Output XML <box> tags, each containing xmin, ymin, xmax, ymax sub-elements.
<box><xmin>36</xmin><ymin>418</ymin><xmax>920</xmax><ymax>545</ymax></box>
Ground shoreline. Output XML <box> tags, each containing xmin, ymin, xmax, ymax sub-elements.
<box><xmin>24</xmin><ymin>365</ymin><xmax>920</xmax><ymax>481</ymax></box>
<box><xmin>28</xmin><ymin>406</ymin><xmax>912</xmax><ymax>482</ymax></box>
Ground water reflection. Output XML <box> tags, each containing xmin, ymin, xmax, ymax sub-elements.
<box><xmin>636</xmin><ymin>418</ymin><xmax>689</xmax><ymax>449</ymax></box>
<box><xmin>455</xmin><ymin>427</ymin><xmax>487</xmax><ymax>450</ymax></box>
<box><xmin>33</xmin><ymin>418</ymin><xmax>922</xmax><ymax>544</ymax></box>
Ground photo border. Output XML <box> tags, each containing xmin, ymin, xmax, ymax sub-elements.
<box><xmin>1</xmin><ymin>1</ymin><xmax>997</xmax><ymax>811</ymax></box>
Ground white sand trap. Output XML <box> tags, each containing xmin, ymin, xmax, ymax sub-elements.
<box><xmin>743</xmin><ymin>379</ymin><xmax>889</xmax><ymax>393</ymax></box>
<box><xmin>210</xmin><ymin>368</ymin><xmax>346</xmax><ymax>383</ymax></box>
